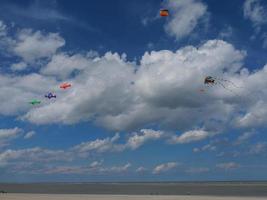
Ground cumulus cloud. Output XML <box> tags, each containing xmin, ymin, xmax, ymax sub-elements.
<box><xmin>126</xmin><ymin>129</ymin><xmax>164</xmax><ymax>149</ymax></box>
<box><xmin>0</xmin><ymin>73</ymin><xmax>58</xmax><ymax>115</ymax></box>
<box><xmin>23</xmin><ymin>52</ymin><xmax>135</xmax><ymax>127</ymax></box>
<box><xmin>24</xmin><ymin>39</ymin><xmax>247</xmax><ymax>133</ymax></box>
<box><xmin>72</xmin><ymin>129</ymin><xmax>166</xmax><ymax>155</ymax></box>
<box><xmin>169</xmin><ymin>130</ymin><xmax>213</xmax><ymax>144</ymax></box>
<box><xmin>0</xmin><ymin>21</ymin><xmax>267</xmax><ymax>147</ymax></box>
<box><xmin>2</xmin><ymin>129</ymin><xmax>163</xmax><ymax>167</ymax></box>
<box><xmin>41</xmin><ymin>53</ymin><xmax>93</xmax><ymax>79</ymax></box>
<box><xmin>72</xmin><ymin>133</ymin><xmax>124</xmax><ymax>154</ymax></box>
<box><xmin>153</xmin><ymin>162</ymin><xmax>178</xmax><ymax>174</ymax></box>
<box><xmin>164</xmin><ymin>0</ymin><xmax>208</xmax><ymax>40</ymax></box>
<box><xmin>0</xmin><ymin>20</ymin><xmax>65</xmax><ymax>67</ymax></box>
<box><xmin>0</xmin><ymin>37</ymin><xmax>266</xmax><ymax>138</ymax></box>
<box><xmin>12</xmin><ymin>29</ymin><xmax>65</xmax><ymax>63</ymax></box>
<box><xmin>10</xmin><ymin>62</ymin><xmax>28</xmax><ymax>71</ymax></box>
<box><xmin>234</xmin><ymin>100</ymin><xmax>267</xmax><ymax>128</ymax></box>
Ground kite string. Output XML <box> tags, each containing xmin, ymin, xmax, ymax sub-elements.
<box><xmin>214</xmin><ymin>77</ymin><xmax>243</xmax><ymax>88</ymax></box>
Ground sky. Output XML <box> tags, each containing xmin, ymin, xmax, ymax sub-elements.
<box><xmin>0</xmin><ymin>0</ymin><xmax>267</xmax><ymax>182</ymax></box>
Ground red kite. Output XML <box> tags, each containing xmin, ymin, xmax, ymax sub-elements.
<box><xmin>60</xmin><ymin>83</ymin><xmax>72</xmax><ymax>89</ymax></box>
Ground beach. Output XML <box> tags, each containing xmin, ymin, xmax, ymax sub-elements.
<box><xmin>1</xmin><ymin>182</ymin><xmax>267</xmax><ymax>196</ymax></box>
<box><xmin>1</xmin><ymin>194</ymin><xmax>267</xmax><ymax>200</ymax></box>
<box><xmin>1</xmin><ymin>182</ymin><xmax>267</xmax><ymax>200</ymax></box>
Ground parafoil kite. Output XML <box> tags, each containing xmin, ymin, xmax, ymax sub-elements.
<box><xmin>160</xmin><ymin>9</ymin><xmax>169</xmax><ymax>17</ymax></box>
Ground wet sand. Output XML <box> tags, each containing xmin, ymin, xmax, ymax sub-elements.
<box><xmin>0</xmin><ymin>194</ymin><xmax>267</xmax><ymax>200</ymax></box>
<box><xmin>1</xmin><ymin>182</ymin><xmax>267</xmax><ymax>196</ymax></box>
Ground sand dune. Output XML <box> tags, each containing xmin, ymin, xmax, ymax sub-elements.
<box><xmin>1</xmin><ymin>194</ymin><xmax>266</xmax><ymax>200</ymax></box>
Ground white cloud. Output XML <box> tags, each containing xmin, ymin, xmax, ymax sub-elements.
<box><xmin>72</xmin><ymin>133</ymin><xmax>124</xmax><ymax>155</ymax></box>
<box><xmin>0</xmin><ymin>127</ymin><xmax>22</xmax><ymax>140</ymax></box>
<box><xmin>0</xmin><ymin>73</ymin><xmax>58</xmax><ymax>116</ymax></box>
<box><xmin>136</xmin><ymin>166</ymin><xmax>147</xmax><ymax>173</ymax></box>
<box><xmin>243</xmin><ymin>0</ymin><xmax>267</xmax><ymax>48</ymax></box>
<box><xmin>12</xmin><ymin>29</ymin><xmax>65</xmax><ymax>63</ymax></box>
<box><xmin>244</xmin><ymin>0</ymin><xmax>267</xmax><ymax>28</ymax></box>
<box><xmin>38</xmin><ymin>162</ymin><xmax>131</xmax><ymax>175</ymax></box>
<box><xmin>164</xmin><ymin>0</ymin><xmax>208</xmax><ymax>40</ymax></box>
<box><xmin>89</xmin><ymin>160</ymin><xmax>103</xmax><ymax>168</ymax></box>
<box><xmin>102</xmin><ymin>163</ymin><xmax>131</xmax><ymax>173</ymax></box>
<box><xmin>126</xmin><ymin>129</ymin><xmax>164</xmax><ymax>149</ymax></box>
<box><xmin>10</xmin><ymin>62</ymin><xmax>28</xmax><ymax>71</ymax></box>
<box><xmin>0</xmin><ymin>20</ymin><xmax>267</xmax><ymax>142</ymax></box>
<box><xmin>0</xmin><ymin>147</ymin><xmax>72</xmax><ymax>166</ymax></box>
<box><xmin>3</xmin><ymin>38</ymin><xmax>266</xmax><ymax>136</ymax></box>
<box><xmin>0</xmin><ymin>37</ymin><xmax>265</xmax><ymax>139</ymax></box>
<box><xmin>72</xmin><ymin>129</ymin><xmax>165</xmax><ymax>155</ymax></box>
<box><xmin>153</xmin><ymin>162</ymin><xmax>178</xmax><ymax>174</ymax></box>
<box><xmin>216</xmin><ymin>162</ymin><xmax>240</xmax><ymax>170</ymax></box>
<box><xmin>234</xmin><ymin>100</ymin><xmax>267</xmax><ymax>128</ymax></box>
<box><xmin>41</xmin><ymin>53</ymin><xmax>93</xmax><ymax>79</ymax></box>
<box><xmin>24</xmin><ymin>131</ymin><xmax>35</xmax><ymax>139</ymax></box>
<box><xmin>23</xmin><ymin>52</ymin><xmax>135</xmax><ymax>127</ymax></box>
<box><xmin>169</xmin><ymin>130</ymin><xmax>213</xmax><ymax>144</ymax></box>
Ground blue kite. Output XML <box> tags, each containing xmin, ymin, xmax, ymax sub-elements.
<box><xmin>45</xmin><ymin>92</ymin><xmax>56</xmax><ymax>99</ymax></box>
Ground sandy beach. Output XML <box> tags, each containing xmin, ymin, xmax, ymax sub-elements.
<box><xmin>1</xmin><ymin>182</ymin><xmax>267</xmax><ymax>196</ymax></box>
<box><xmin>1</xmin><ymin>194</ymin><xmax>267</xmax><ymax>200</ymax></box>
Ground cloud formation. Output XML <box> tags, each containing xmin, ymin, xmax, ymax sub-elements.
<box><xmin>0</xmin><ymin>127</ymin><xmax>23</xmax><ymax>148</ymax></box>
<box><xmin>216</xmin><ymin>162</ymin><xmax>240</xmax><ymax>170</ymax></box>
<box><xmin>153</xmin><ymin>162</ymin><xmax>178</xmax><ymax>174</ymax></box>
<box><xmin>0</xmin><ymin>20</ymin><xmax>267</xmax><ymax>156</ymax></box>
<box><xmin>164</xmin><ymin>0</ymin><xmax>208</xmax><ymax>40</ymax></box>
<box><xmin>244</xmin><ymin>0</ymin><xmax>267</xmax><ymax>28</ymax></box>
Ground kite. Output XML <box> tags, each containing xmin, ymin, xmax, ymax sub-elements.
<box><xmin>204</xmin><ymin>76</ymin><xmax>242</xmax><ymax>96</ymax></box>
<box><xmin>29</xmin><ymin>99</ymin><xmax>41</xmax><ymax>105</ymax></box>
<box><xmin>60</xmin><ymin>83</ymin><xmax>72</xmax><ymax>89</ymax></box>
<box><xmin>160</xmin><ymin>9</ymin><xmax>169</xmax><ymax>17</ymax></box>
<box><xmin>45</xmin><ymin>92</ymin><xmax>56</xmax><ymax>99</ymax></box>
<box><xmin>204</xmin><ymin>76</ymin><xmax>215</xmax><ymax>85</ymax></box>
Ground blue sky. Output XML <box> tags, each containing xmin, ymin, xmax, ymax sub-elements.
<box><xmin>0</xmin><ymin>0</ymin><xmax>267</xmax><ymax>182</ymax></box>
